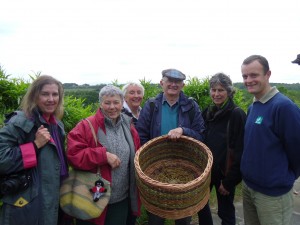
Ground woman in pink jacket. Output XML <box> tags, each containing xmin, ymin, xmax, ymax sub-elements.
<box><xmin>67</xmin><ymin>85</ymin><xmax>141</xmax><ymax>225</ymax></box>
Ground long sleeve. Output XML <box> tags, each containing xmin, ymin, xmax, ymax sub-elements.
<box><xmin>222</xmin><ymin>107</ymin><xmax>246</xmax><ymax>190</ymax></box>
<box><xmin>67</xmin><ymin>119</ymin><xmax>108</xmax><ymax>171</ymax></box>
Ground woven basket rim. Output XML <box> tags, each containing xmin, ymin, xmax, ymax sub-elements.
<box><xmin>134</xmin><ymin>135</ymin><xmax>213</xmax><ymax>190</ymax></box>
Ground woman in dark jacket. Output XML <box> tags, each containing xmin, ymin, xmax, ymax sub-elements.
<box><xmin>0</xmin><ymin>75</ymin><xmax>68</xmax><ymax>225</ymax></box>
<box><xmin>197</xmin><ymin>73</ymin><xmax>246</xmax><ymax>225</ymax></box>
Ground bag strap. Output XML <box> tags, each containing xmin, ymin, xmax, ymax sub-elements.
<box><xmin>85</xmin><ymin>118</ymin><xmax>101</xmax><ymax>176</ymax></box>
<box><xmin>85</xmin><ymin>118</ymin><xmax>98</xmax><ymax>147</ymax></box>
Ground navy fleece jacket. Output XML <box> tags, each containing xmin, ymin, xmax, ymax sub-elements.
<box><xmin>241</xmin><ymin>90</ymin><xmax>300</xmax><ymax>196</ymax></box>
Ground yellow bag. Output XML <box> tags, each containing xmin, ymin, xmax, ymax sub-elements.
<box><xmin>60</xmin><ymin>118</ymin><xmax>111</xmax><ymax>220</ymax></box>
<box><xmin>60</xmin><ymin>169</ymin><xmax>111</xmax><ymax>220</ymax></box>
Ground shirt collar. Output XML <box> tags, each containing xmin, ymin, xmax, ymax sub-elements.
<box><xmin>123</xmin><ymin>101</ymin><xmax>131</xmax><ymax>112</ymax></box>
<box><xmin>162</xmin><ymin>93</ymin><xmax>179</xmax><ymax>106</ymax></box>
<box><xmin>123</xmin><ymin>101</ymin><xmax>141</xmax><ymax>113</ymax></box>
<box><xmin>254</xmin><ymin>86</ymin><xmax>279</xmax><ymax>104</ymax></box>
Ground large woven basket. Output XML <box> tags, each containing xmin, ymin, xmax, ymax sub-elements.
<box><xmin>134</xmin><ymin>135</ymin><xmax>213</xmax><ymax>219</ymax></box>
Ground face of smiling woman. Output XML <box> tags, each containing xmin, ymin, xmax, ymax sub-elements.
<box><xmin>37</xmin><ymin>83</ymin><xmax>59</xmax><ymax>120</ymax></box>
<box><xmin>100</xmin><ymin>95</ymin><xmax>123</xmax><ymax>123</ymax></box>
<box><xmin>210</xmin><ymin>84</ymin><xmax>228</xmax><ymax>107</ymax></box>
<box><xmin>124</xmin><ymin>85</ymin><xmax>144</xmax><ymax>110</ymax></box>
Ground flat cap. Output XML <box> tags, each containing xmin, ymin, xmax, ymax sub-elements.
<box><xmin>292</xmin><ymin>54</ymin><xmax>300</xmax><ymax>65</ymax></box>
<box><xmin>162</xmin><ymin>69</ymin><xmax>186</xmax><ymax>80</ymax></box>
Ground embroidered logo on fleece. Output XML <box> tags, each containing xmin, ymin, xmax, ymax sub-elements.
<box><xmin>255</xmin><ymin>116</ymin><xmax>263</xmax><ymax>124</ymax></box>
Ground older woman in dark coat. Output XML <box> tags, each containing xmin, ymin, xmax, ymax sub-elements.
<box><xmin>198</xmin><ymin>73</ymin><xmax>246</xmax><ymax>225</ymax></box>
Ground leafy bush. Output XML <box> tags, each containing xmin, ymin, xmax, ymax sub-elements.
<box><xmin>183</xmin><ymin>76</ymin><xmax>210</xmax><ymax>111</ymax></box>
<box><xmin>0</xmin><ymin>66</ymin><xmax>29</xmax><ymax>117</ymax></box>
<box><xmin>62</xmin><ymin>96</ymin><xmax>95</xmax><ymax>134</ymax></box>
<box><xmin>232</xmin><ymin>88</ymin><xmax>249</xmax><ymax>112</ymax></box>
<box><xmin>139</xmin><ymin>78</ymin><xmax>161</xmax><ymax>106</ymax></box>
<box><xmin>64</xmin><ymin>89</ymin><xmax>100</xmax><ymax>106</ymax></box>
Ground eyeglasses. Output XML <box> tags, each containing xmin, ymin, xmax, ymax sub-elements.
<box><xmin>164</xmin><ymin>77</ymin><xmax>183</xmax><ymax>84</ymax></box>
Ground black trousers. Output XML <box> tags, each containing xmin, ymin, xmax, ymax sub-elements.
<box><xmin>147</xmin><ymin>211</ymin><xmax>191</xmax><ymax>225</ymax></box>
<box><xmin>198</xmin><ymin>183</ymin><xmax>236</xmax><ymax>225</ymax></box>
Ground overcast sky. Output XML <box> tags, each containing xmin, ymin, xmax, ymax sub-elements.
<box><xmin>0</xmin><ymin>0</ymin><xmax>299</xmax><ymax>85</ymax></box>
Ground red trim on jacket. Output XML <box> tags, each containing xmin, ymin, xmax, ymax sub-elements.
<box><xmin>20</xmin><ymin>142</ymin><xmax>37</xmax><ymax>169</ymax></box>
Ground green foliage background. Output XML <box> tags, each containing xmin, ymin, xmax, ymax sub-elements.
<box><xmin>0</xmin><ymin>66</ymin><xmax>30</xmax><ymax>123</ymax></box>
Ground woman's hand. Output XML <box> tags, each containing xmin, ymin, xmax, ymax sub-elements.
<box><xmin>34</xmin><ymin>125</ymin><xmax>51</xmax><ymax>149</ymax></box>
<box><xmin>218</xmin><ymin>181</ymin><xmax>230</xmax><ymax>196</ymax></box>
<box><xmin>106</xmin><ymin>152</ymin><xmax>121</xmax><ymax>169</ymax></box>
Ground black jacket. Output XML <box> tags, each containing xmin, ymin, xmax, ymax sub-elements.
<box><xmin>202</xmin><ymin>99</ymin><xmax>246</xmax><ymax>190</ymax></box>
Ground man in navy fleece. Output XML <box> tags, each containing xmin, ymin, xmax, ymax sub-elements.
<box><xmin>240</xmin><ymin>55</ymin><xmax>300</xmax><ymax>225</ymax></box>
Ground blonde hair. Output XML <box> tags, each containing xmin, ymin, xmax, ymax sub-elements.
<box><xmin>20</xmin><ymin>75</ymin><xmax>64</xmax><ymax>119</ymax></box>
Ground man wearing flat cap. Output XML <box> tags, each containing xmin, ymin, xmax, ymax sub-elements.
<box><xmin>292</xmin><ymin>54</ymin><xmax>300</xmax><ymax>65</ymax></box>
<box><xmin>136</xmin><ymin>69</ymin><xmax>205</xmax><ymax>225</ymax></box>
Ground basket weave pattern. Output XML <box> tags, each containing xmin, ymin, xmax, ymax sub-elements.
<box><xmin>134</xmin><ymin>135</ymin><xmax>213</xmax><ymax>219</ymax></box>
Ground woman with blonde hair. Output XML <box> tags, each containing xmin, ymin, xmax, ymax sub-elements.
<box><xmin>0</xmin><ymin>75</ymin><xmax>68</xmax><ymax>225</ymax></box>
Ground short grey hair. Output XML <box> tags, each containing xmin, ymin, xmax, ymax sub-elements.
<box><xmin>209</xmin><ymin>73</ymin><xmax>235</xmax><ymax>98</ymax></box>
<box><xmin>99</xmin><ymin>85</ymin><xmax>124</xmax><ymax>104</ymax></box>
<box><xmin>122</xmin><ymin>82</ymin><xmax>145</xmax><ymax>96</ymax></box>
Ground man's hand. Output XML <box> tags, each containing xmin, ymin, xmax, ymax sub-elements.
<box><xmin>167</xmin><ymin>127</ymin><xmax>183</xmax><ymax>140</ymax></box>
